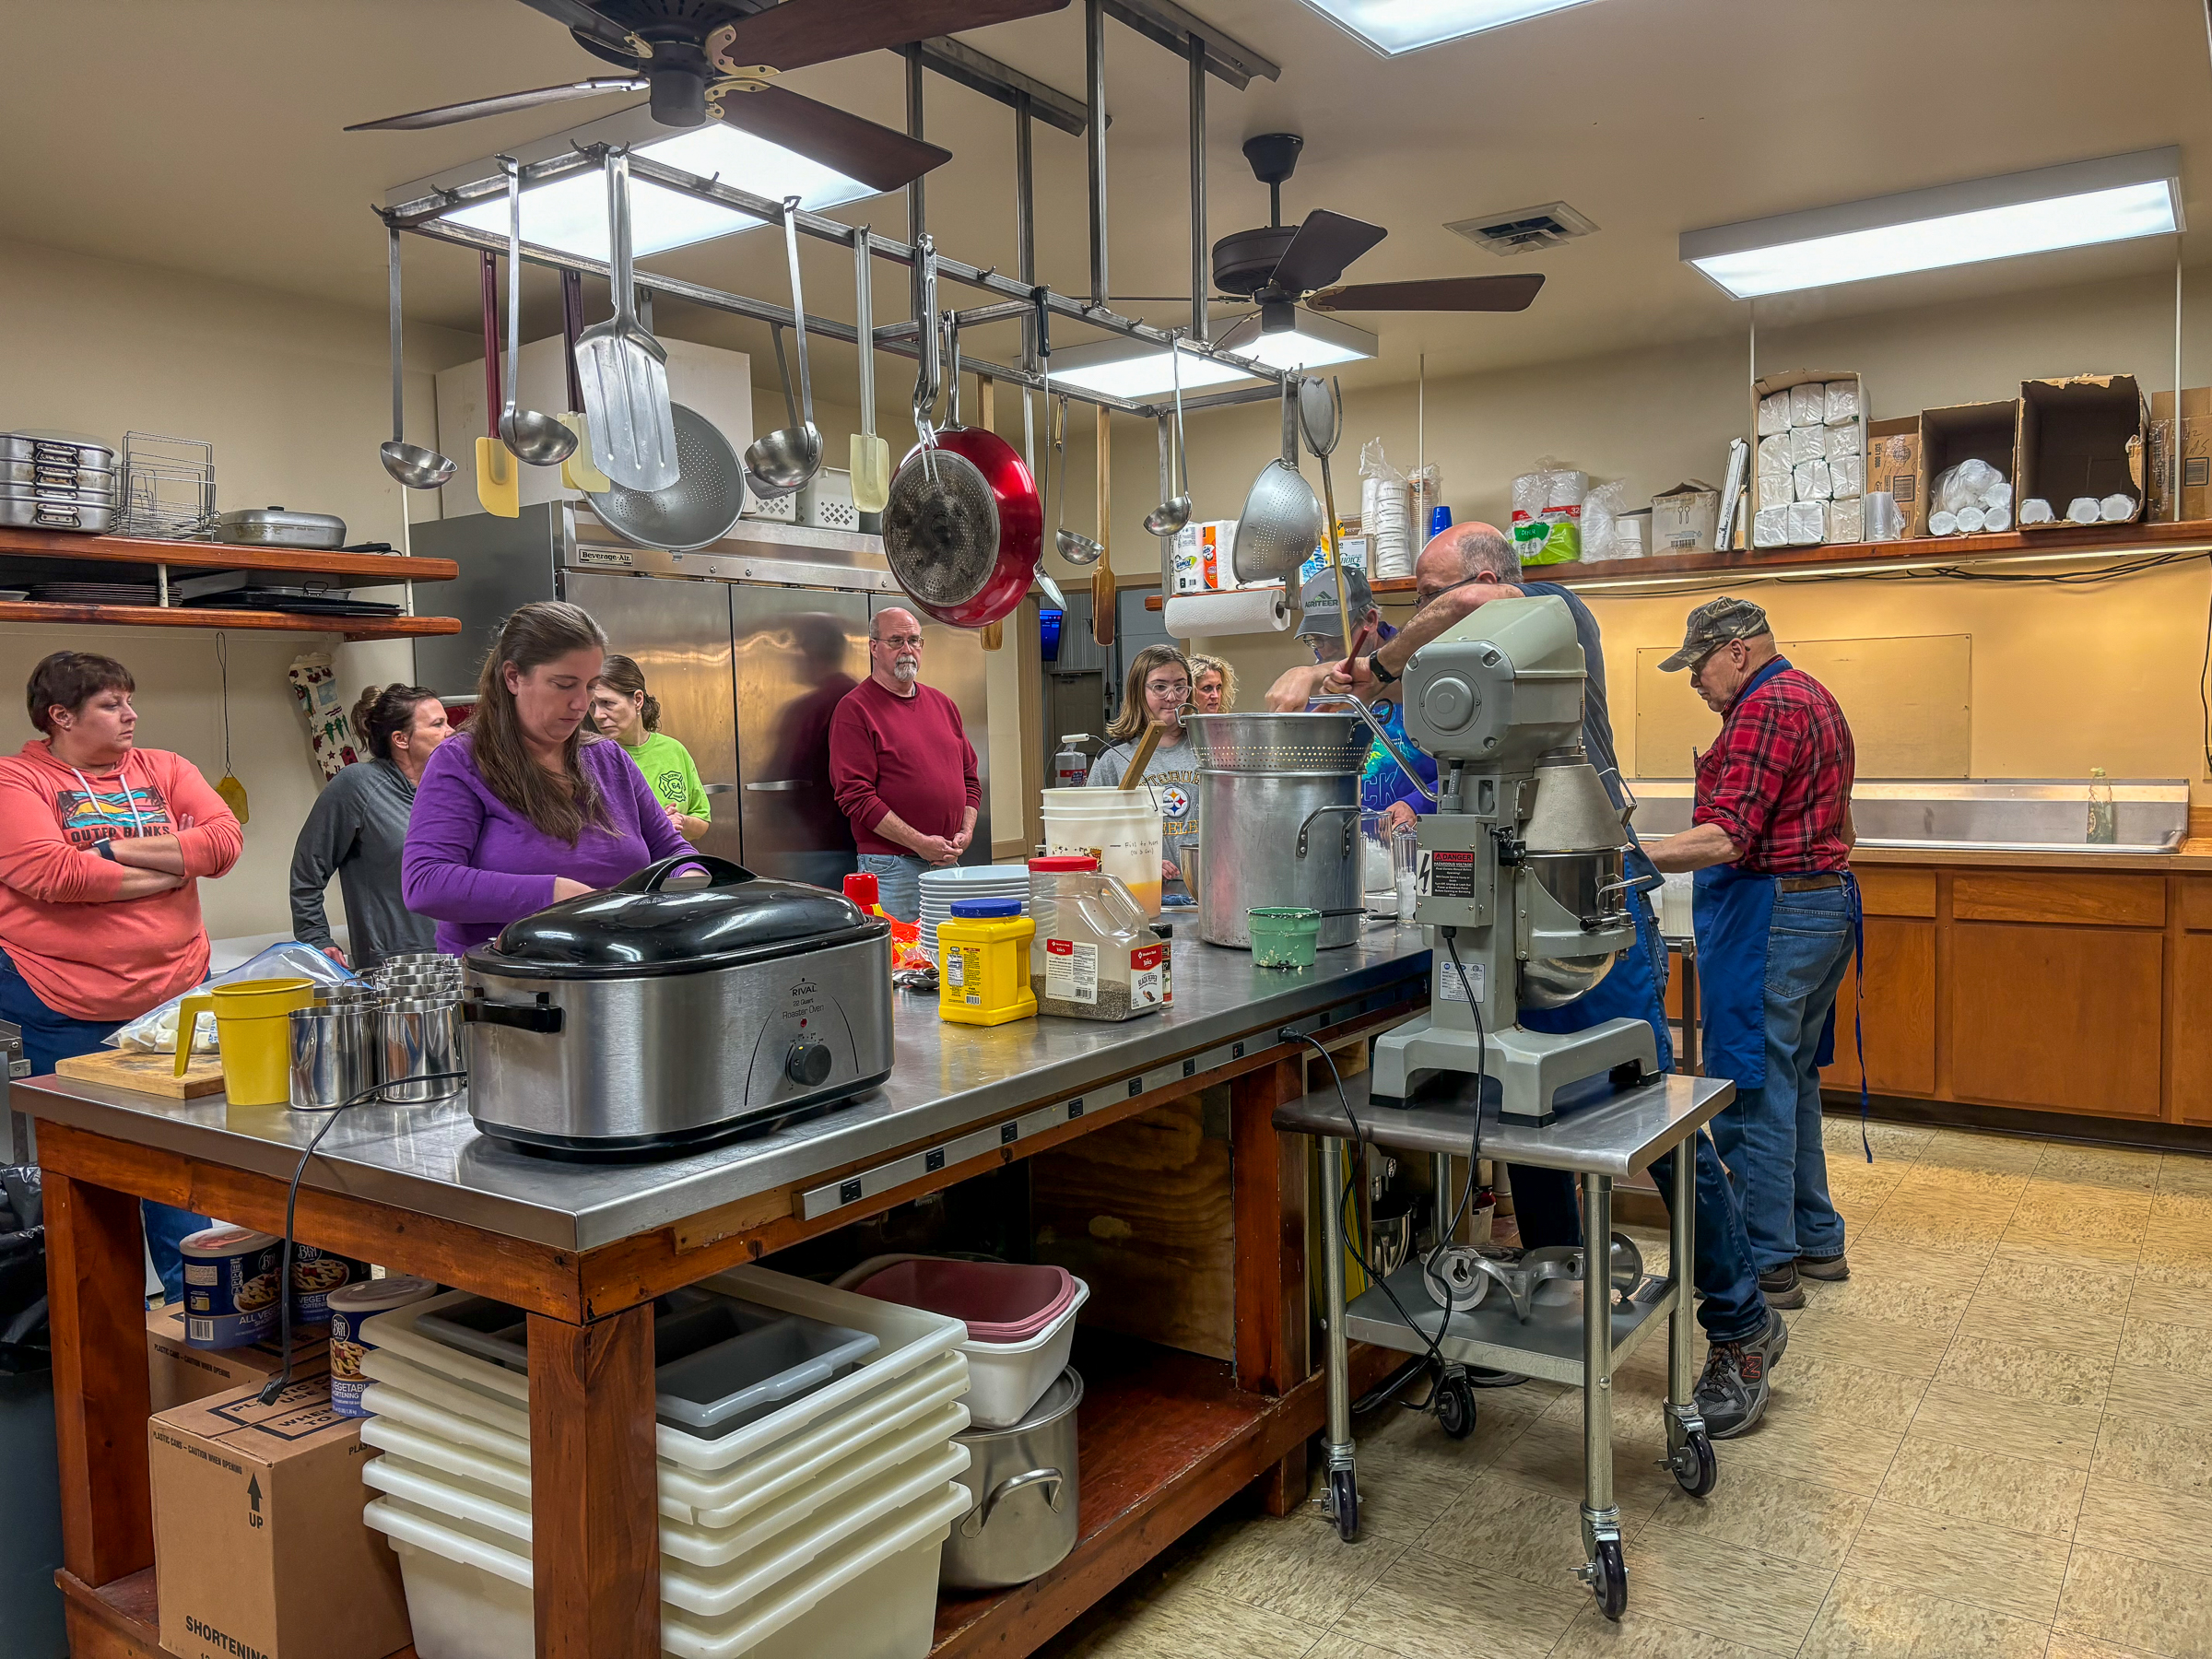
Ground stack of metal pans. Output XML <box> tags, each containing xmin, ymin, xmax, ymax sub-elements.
<box><xmin>1</xmin><ymin>431</ymin><xmax>118</xmax><ymax>534</ymax></box>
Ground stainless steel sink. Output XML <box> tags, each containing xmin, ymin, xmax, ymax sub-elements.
<box><xmin>1626</xmin><ymin>779</ymin><xmax>2188</xmax><ymax>855</ymax></box>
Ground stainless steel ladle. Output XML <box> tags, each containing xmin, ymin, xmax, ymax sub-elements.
<box><xmin>1053</xmin><ymin>394</ymin><xmax>1102</xmax><ymax>566</ymax></box>
<box><xmin>743</xmin><ymin>194</ymin><xmax>824</xmax><ymax>495</ymax></box>
<box><xmin>496</xmin><ymin>158</ymin><xmax>577</xmax><ymax>468</ymax></box>
<box><xmin>1144</xmin><ymin>335</ymin><xmax>1192</xmax><ymax>536</ymax></box>
<box><xmin>379</xmin><ymin>228</ymin><xmax>456</xmax><ymax>490</ymax></box>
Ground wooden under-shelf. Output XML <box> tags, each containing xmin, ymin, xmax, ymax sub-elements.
<box><xmin>0</xmin><ymin>600</ymin><xmax>459</xmax><ymax>641</ymax></box>
<box><xmin>1141</xmin><ymin>517</ymin><xmax>2212</xmax><ymax>608</ymax></box>
<box><xmin>57</xmin><ymin>1567</ymin><xmax>420</xmax><ymax>1659</ymax></box>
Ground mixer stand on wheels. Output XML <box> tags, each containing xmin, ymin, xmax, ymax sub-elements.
<box><xmin>1279</xmin><ymin>1068</ymin><xmax>1735</xmax><ymax>1621</ymax></box>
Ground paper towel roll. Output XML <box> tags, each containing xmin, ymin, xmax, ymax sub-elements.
<box><xmin>1165</xmin><ymin>584</ymin><xmax>1291</xmax><ymax>638</ymax></box>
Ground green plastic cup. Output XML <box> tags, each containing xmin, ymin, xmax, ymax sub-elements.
<box><xmin>1249</xmin><ymin>906</ymin><xmax>1323</xmax><ymax>969</ymax></box>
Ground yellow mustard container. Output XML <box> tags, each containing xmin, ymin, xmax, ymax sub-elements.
<box><xmin>936</xmin><ymin>900</ymin><xmax>1038</xmax><ymax>1027</ymax></box>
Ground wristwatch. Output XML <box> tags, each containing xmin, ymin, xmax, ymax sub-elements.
<box><xmin>1368</xmin><ymin>652</ymin><xmax>1398</xmax><ymax>687</ymax></box>
<box><xmin>92</xmin><ymin>840</ymin><xmax>117</xmax><ymax>861</ymax></box>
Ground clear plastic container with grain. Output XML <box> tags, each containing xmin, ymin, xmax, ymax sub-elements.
<box><xmin>1028</xmin><ymin>856</ymin><xmax>1171</xmax><ymax>1020</ymax></box>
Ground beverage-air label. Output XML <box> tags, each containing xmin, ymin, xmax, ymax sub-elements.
<box><xmin>1044</xmin><ymin>936</ymin><xmax>1098</xmax><ymax>1004</ymax></box>
<box><xmin>1130</xmin><ymin>942</ymin><xmax>1169</xmax><ymax>1006</ymax></box>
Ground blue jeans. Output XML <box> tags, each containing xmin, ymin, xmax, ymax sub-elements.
<box><xmin>1509</xmin><ymin>898</ymin><xmax>1769</xmax><ymax>1345</ymax></box>
<box><xmin>1708</xmin><ymin>885</ymin><xmax>1854</xmax><ymax>1272</ymax></box>
<box><xmin>856</xmin><ymin>852</ymin><xmax>928</xmax><ymax>924</ymax></box>
<box><xmin>0</xmin><ymin>950</ymin><xmax>208</xmax><ymax>1301</ymax></box>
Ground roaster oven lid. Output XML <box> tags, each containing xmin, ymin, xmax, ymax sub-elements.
<box><xmin>473</xmin><ymin>855</ymin><xmax>880</xmax><ymax>978</ymax></box>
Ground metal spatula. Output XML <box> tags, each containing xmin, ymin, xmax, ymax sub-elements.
<box><xmin>574</xmin><ymin>147</ymin><xmax>677</xmax><ymax>492</ymax></box>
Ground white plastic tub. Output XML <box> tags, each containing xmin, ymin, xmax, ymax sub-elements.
<box><xmin>359</xmin><ymin>1268</ymin><xmax>967</xmax><ymax>1473</ymax></box>
<box><xmin>834</xmin><ymin>1256</ymin><xmax>1088</xmax><ymax>1429</ymax></box>
<box><xmin>359</xmin><ymin>1347</ymin><xmax>971</xmax><ymax>1528</ymax></box>
<box><xmin>364</xmin><ymin>1479</ymin><xmax>969</xmax><ymax>1659</ymax></box>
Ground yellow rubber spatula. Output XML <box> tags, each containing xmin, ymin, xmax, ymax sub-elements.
<box><xmin>848</xmin><ymin>224</ymin><xmax>891</xmax><ymax>512</ymax></box>
<box><xmin>556</xmin><ymin>272</ymin><xmax>612</xmax><ymax>493</ymax></box>
<box><xmin>475</xmin><ymin>251</ymin><xmax>519</xmax><ymax>518</ymax></box>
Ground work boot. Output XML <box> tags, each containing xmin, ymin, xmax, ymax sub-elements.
<box><xmin>1757</xmin><ymin>1262</ymin><xmax>1806</xmax><ymax>1310</ymax></box>
<box><xmin>1694</xmin><ymin>1309</ymin><xmax>1789</xmax><ymax>1439</ymax></box>
<box><xmin>1796</xmin><ymin>1250</ymin><xmax>1850</xmax><ymax>1282</ymax></box>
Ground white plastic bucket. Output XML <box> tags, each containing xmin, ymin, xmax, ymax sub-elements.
<box><xmin>1041</xmin><ymin>788</ymin><xmax>1165</xmax><ymax>918</ymax></box>
<box><xmin>832</xmin><ymin>1255</ymin><xmax>1088</xmax><ymax>1429</ymax></box>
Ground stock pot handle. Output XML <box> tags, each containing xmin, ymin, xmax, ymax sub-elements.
<box><xmin>959</xmin><ymin>1467</ymin><xmax>1065</xmax><ymax>1536</ymax></box>
<box><xmin>613</xmin><ymin>854</ymin><xmax>753</xmax><ymax>894</ymax></box>
<box><xmin>1297</xmin><ymin>804</ymin><xmax>1361</xmax><ymax>860</ymax></box>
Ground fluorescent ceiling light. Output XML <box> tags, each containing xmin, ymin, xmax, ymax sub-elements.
<box><xmin>1681</xmin><ymin>147</ymin><xmax>2183</xmax><ymax>300</ymax></box>
<box><xmin>1297</xmin><ymin>0</ymin><xmax>1601</xmax><ymax>56</ymax></box>
<box><xmin>1051</xmin><ymin>312</ymin><xmax>1378</xmax><ymax>399</ymax></box>
<box><xmin>393</xmin><ymin>105</ymin><xmax>877</xmax><ymax>261</ymax></box>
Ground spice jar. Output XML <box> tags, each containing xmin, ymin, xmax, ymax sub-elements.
<box><xmin>1029</xmin><ymin>856</ymin><xmax>1170</xmax><ymax>1020</ymax></box>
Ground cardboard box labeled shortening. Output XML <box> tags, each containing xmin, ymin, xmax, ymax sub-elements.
<box><xmin>147</xmin><ymin>1303</ymin><xmax>329</xmax><ymax>1415</ymax></box>
<box><xmin>150</xmin><ymin>1377</ymin><xmax>410</xmax><ymax>1659</ymax></box>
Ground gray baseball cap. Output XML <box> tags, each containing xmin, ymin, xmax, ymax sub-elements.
<box><xmin>1660</xmin><ymin>595</ymin><xmax>1771</xmax><ymax>672</ymax></box>
<box><xmin>1297</xmin><ymin>567</ymin><xmax>1376</xmax><ymax>637</ymax></box>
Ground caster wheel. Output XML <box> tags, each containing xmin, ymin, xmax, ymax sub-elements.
<box><xmin>1669</xmin><ymin>1430</ymin><xmax>1718</xmax><ymax>1498</ymax></box>
<box><xmin>1328</xmin><ymin>1466</ymin><xmax>1359</xmax><ymax>1543</ymax></box>
<box><xmin>1591</xmin><ymin>1538</ymin><xmax>1628</xmax><ymax>1620</ymax></box>
<box><xmin>1435</xmin><ymin>1372</ymin><xmax>1477</xmax><ymax>1441</ymax></box>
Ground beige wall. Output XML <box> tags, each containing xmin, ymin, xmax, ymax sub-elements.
<box><xmin>0</xmin><ymin>235</ymin><xmax>477</xmax><ymax>941</ymax></box>
<box><xmin>1157</xmin><ymin>264</ymin><xmax>2212</xmax><ymax>798</ymax></box>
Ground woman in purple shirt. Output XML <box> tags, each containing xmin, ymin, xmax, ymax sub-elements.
<box><xmin>403</xmin><ymin>601</ymin><xmax>690</xmax><ymax>956</ymax></box>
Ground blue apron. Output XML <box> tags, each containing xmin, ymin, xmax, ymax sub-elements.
<box><xmin>1689</xmin><ymin>657</ymin><xmax>1870</xmax><ymax>1157</ymax></box>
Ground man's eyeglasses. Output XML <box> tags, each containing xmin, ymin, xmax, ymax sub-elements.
<box><xmin>875</xmin><ymin>633</ymin><xmax>924</xmax><ymax>650</ymax></box>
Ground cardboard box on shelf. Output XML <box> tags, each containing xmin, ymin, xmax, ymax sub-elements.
<box><xmin>1866</xmin><ymin>417</ymin><xmax>1924</xmax><ymax>536</ymax></box>
<box><xmin>147</xmin><ymin>1302</ymin><xmax>329</xmax><ymax>1415</ymax></box>
<box><xmin>2017</xmin><ymin>374</ymin><xmax>2147</xmax><ymax>528</ymax></box>
<box><xmin>1918</xmin><ymin>401</ymin><xmax>2017</xmax><ymax>533</ymax></box>
<box><xmin>2148</xmin><ymin>387</ymin><xmax>2212</xmax><ymax>520</ymax></box>
<box><xmin>1650</xmin><ymin>481</ymin><xmax>1722</xmax><ymax>554</ymax></box>
<box><xmin>150</xmin><ymin>1376</ymin><xmax>410</xmax><ymax>1659</ymax></box>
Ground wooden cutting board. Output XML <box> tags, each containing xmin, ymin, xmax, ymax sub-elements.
<box><xmin>54</xmin><ymin>1045</ymin><xmax>225</xmax><ymax>1099</ymax></box>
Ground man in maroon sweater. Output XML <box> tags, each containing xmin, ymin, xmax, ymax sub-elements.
<box><xmin>829</xmin><ymin>606</ymin><xmax>980</xmax><ymax>920</ymax></box>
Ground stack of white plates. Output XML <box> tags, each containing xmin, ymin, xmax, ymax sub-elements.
<box><xmin>918</xmin><ymin>865</ymin><xmax>1030</xmax><ymax>956</ymax></box>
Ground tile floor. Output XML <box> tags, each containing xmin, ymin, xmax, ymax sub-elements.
<box><xmin>1037</xmin><ymin>1118</ymin><xmax>2212</xmax><ymax>1659</ymax></box>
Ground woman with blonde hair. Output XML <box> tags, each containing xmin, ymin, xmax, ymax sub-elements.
<box><xmin>1187</xmin><ymin>654</ymin><xmax>1236</xmax><ymax>714</ymax></box>
<box><xmin>402</xmin><ymin>602</ymin><xmax>691</xmax><ymax>955</ymax></box>
<box><xmin>1087</xmin><ymin>644</ymin><xmax>1199</xmax><ymax>906</ymax></box>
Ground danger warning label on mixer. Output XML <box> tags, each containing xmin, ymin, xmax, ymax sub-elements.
<box><xmin>1419</xmin><ymin>849</ymin><xmax>1475</xmax><ymax>898</ymax></box>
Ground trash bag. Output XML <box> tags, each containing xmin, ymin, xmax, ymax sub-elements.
<box><xmin>0</xmin><ymin>1167</ymin><xmax>48</xmax><ymax>1375</ymax></box>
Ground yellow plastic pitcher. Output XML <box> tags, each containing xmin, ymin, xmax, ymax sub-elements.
<box><xmin>172</xmin><ymin>977</ymin><xmax>314</xmax><ymax>1104</ymax></box>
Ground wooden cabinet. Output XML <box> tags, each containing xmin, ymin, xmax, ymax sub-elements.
<box><xmin>1947</xmin><ymin>923</ymin><xmax>2164</xmax><ymax>1118</ymax></box>
<box><xmin>2172</xmin><ymin>933</ymin><xmax>2212</xmax><ymax>1125</ymax></box>
<box><xmin>1824</xmin><ymin>918</ymin><xmax>1937</xmax><ymax>1098</ymax></box>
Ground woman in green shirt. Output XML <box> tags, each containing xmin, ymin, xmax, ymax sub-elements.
<box><xmin>590</xmin><ymin>654</ymin><xmax>710</xmax><ymax>843</ymax></box>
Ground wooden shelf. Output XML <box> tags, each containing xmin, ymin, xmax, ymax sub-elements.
<box><xmin>0</xmin><ymin>524</ymin><xmax>458</xmax><ymax>583</ymax></box>
<box><xmin>0</xmin><ymin>600</ymin><xmax>460</xmax><ymax>641</ymax></box>
<box><xmin>59</xmin><ymin>1568</ymin><xmax>418</xmax><ymax>1659</ymax></box>
<box><xmin>1142</xmin><ymin>518</ymin><xmax>2212</xmax><ymax>608</ymax></box>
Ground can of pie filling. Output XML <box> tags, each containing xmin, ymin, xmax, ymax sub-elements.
<box><xmin>326</xmin><ymin>1276</ymin><xmax>438</xmax><ymax>1418</ymax></box>
<box><xmin>181</xmin><ymin>1225</ymin><xmax>283</xmax><ymax>1349</ymax></box>
<box><xmin>289</xmin><ymin>1245</ymin><xmax>371</xmax><ymax>1326</ymax></box>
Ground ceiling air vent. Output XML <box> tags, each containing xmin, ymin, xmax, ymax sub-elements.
<box><xmin>1445</xmin><ymin>201</ymin><xmax>1598</xmax><ymax>257</ymax></box>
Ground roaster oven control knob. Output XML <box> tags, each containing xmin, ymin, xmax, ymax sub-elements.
<box><xmin>785</xmin><ymin>1041</ymin><xmax>833</xmax><ymax>1087</ymax></box>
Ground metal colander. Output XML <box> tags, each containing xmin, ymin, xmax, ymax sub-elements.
<box><xmin>585</xmin><ymin>402</ymin><xmax>745</xmax><ymax>553</ymax></box>
<box><xmin>882</xmin><ymin>446</ymin><xmax>1001</xmax><ymax>607</ymax></box>
<box><xmin>1183</xmin><ymin>712</ymin><xmax>1370</xmax><ymax>774</ymax></box>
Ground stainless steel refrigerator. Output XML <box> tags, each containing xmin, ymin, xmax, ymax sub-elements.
<box><xmin>410</xmin><ymin>503</ymin><xmax>991</xmax><ymax>886</ymax></box>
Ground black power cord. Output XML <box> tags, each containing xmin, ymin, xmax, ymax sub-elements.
<box><xmin>256</xmin><ymin>1070</ymin><xmax>466</xmax><ymax>1406</ymax></box>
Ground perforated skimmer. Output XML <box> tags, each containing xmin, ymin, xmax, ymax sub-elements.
<box><xmin>584</xmin><ymin>402</ymin><xmax>745</xmax><ymax>552</ymax></box>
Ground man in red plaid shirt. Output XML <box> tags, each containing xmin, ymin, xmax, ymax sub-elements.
<box><xmin>1650</xmin><ymin>597</ymin><xmax>1859</xmax><ymax>1310</ymax></box>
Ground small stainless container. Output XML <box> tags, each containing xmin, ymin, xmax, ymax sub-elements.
<box><xmin>377</xmin><ymin>953</ymin><xmax>454</xmax><ymax>974</ymax></box>
<box><xmin>289</xmin><ymin>1004</ymin><xmax>380</xmax><ymax>1109</ymax></box>
<box><xmin>380</xmin><ymin>994</ymin><xmax>465</xmax><ymax>1103</ymax></box>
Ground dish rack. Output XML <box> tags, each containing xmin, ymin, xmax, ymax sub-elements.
<box><xmin>119</xmin><ymin>431</ymin><xmax>218</xmax><ymax>540</ymax></box>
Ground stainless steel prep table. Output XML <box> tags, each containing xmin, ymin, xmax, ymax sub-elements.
<box><xmin>21</xmin><ymin>921</ymin><xmax>1431</xmax><ymax>1659</ymax></box>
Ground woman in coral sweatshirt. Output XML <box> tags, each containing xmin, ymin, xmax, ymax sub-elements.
<box><xmin>0</xmin><ymin>651</ymin><xmax>244</xmax><ymax>1292</ymax></box>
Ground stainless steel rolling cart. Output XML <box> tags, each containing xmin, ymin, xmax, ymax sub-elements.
<box><xmin>1275</xmin><ymin>1067</ymin><xmax>1735</xmax><ymax>1621</ymax></box>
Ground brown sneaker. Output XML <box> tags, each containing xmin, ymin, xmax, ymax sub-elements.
<box><xmin>1796</xmin><ymin>1251</ymin><xmax>1850</xmax><ymax>1282</ymax></box>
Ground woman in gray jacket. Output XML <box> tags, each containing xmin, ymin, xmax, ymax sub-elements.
<box><xmin>289</xmin><ymin>684</ymin><xmax>451</xmax><ymax>969</ymax></box>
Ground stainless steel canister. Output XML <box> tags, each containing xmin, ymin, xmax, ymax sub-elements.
<box><xmin>380</xmin><ymin>994</ymin><xmax>465</xmax><ymax>1103</ymax></box>
<box><xmin>941</xmin><ymin>1367</ymin><xmax>1084</xmax><ymax>1590</ymax></box>
<box><xmin>289</xmin><ymin>1004</ymin><xmax>381</xmax><ymax>1109</ymax></box>
<box><xmin>1183</xmin><ymin>712</ymin><xmax>1369</xmax><ymax>951</ymax></box>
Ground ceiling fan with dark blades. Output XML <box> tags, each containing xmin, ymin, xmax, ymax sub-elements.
<box><xmin>1209</xmin><ymin>133</ymin><xmax>1546</xmax><ymax>349</ymax></box>
<box><xmin>347</xmin><ymin>0</ymin><xmax>1072</xmax><ymax>194</ymax></box>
